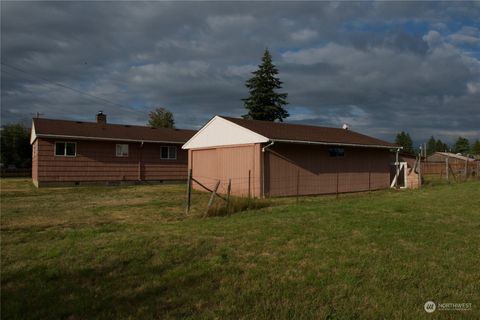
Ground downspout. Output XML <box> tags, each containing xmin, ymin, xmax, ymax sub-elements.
<box><xmin>261</xmin><ymin>141</ymin><xmax>275</xmax><ymax>198</ymax></box>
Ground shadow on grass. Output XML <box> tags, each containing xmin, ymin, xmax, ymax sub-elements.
<box><xmin>2</xmin><ymin>242</ymin><xmax>225</xmax><ymax>319</ymax></box>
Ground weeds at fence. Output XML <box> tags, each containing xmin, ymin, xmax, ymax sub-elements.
<box><xmin>205</xmin><ymin>197</ymin><xmax>271</xmax><ymax>217</ymax></box>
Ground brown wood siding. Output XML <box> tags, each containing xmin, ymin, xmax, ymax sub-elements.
<box><xmin>265</xmin><ymin>143</ymin><xmax>392</xmax><ymax>197</ymax></box>
<box><xmin>190</xmin><ymin>144</ymin><xmax>262</xmax><ymax>197</ymax></box>
<box><xmin>35</xmin><ymin>138</ymin><xmax>187</xmax><ymax>183</ymax></box>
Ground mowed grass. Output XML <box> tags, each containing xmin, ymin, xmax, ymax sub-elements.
<box><xmin>1</xmin><ymin>179</ymin><xmax>479</xmax><ymax>319</ymax></box>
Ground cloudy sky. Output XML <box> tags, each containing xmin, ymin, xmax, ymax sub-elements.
<box><xmin>1</xmin><ymin>1</ymin><xmax>479</xmax><ymax>144</ymax></box>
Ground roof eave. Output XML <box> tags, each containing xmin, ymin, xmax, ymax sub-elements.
<box><xmin>270</xmin><ymin>138</ymin><xmax>399</xmax><ymax>150</ymax></box>
<box><xmin>34</xmin><ymin>134</ymin><xmax>187</xmax><ymax>144</ymax></box>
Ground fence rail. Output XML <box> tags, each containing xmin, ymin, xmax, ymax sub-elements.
<box><xmin>421</xmin><ymin>160</ymin><xmax>479</xmax><ymax>180</ymax></box>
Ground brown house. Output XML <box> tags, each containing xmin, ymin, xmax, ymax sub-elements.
<box><xmin>182</xmin><ymin>116</ymin><xmax>400</xmax><ymax>197</ymax></box>
<box><xmin>30</xmin><ymin>112</ymin><xmax>196</xmax><ymax>187</ymax></box>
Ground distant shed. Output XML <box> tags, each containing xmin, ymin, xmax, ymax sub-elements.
<box><xmin>427</xmin><ymin>152</ymin><xmax>476</xmax><ymax>164</ymax></box>
<box><xmin>182</xmin><ymin>116</ymin><xmax>400</xmax><ymax>197</ymax></box>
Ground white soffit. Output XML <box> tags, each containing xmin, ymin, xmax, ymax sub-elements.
<box><xmin>182</xmin><ymin>116</ymin><xmax>269</xmax><ymax>149</ymax></box>
<box><xmin>30</xmin><ymin>121</ymin><xmax>37</xmax><ymax>144</ymax></box>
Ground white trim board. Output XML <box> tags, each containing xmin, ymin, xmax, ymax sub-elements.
<box><xmin>182</xmin><ymin>116</ymin><xmax>269</xmax><ymax>149</ymax></box>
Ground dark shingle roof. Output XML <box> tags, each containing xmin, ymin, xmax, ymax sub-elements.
<box><xmin>32</xmin><ymin>118</ymin><xmax>196</xmax><ymax>144</ymax></box>
<box><xmin>221</xmin><ymin>116</ymin><xmax>396</xmax><ymax>148</ymax></box>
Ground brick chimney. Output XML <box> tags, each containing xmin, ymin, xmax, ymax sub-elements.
<box><xmin>96</xmin><ymin>111</ymin><xmax>107</xmax><ymax>124</ymax></box>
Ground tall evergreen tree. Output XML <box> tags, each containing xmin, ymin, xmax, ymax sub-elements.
<box><xmin>242</xmin><ymin>49</ymin><xmax>289</xmax><ymax>121</ymax></box>
<box><xmin>426</xmin><ymin>136</ymin><xmax>436</xmax><ymax>155</ymax></box>
<box><xmin>395</xmin><ymin>131</ymin><xmax>414</xmax><ymax>154</ymax></box>
<box><xmin>148</xmin><ymin>107</ymin><xmax>175</xmax><ymax>128</ymax></box>
<box><xmin>435</xmin><ymin>139</ymin><xmax>448</xmax><ymax>152</ymax></box>
<box><xmin>453</xmin><ymin>137</ymin><xmax>470</xmax><ymax>154</ymax></box>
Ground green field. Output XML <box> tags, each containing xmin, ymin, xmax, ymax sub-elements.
<box><xmin>1</xmin><ymin>179</ymin><xmax>479</xmax><ymax>319</ymax></box>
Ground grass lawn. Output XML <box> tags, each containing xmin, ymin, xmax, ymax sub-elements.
<box><xmin>1</xmin><ymin>179</ymin><xmax>479</xmax><ymax>319</ymax></box>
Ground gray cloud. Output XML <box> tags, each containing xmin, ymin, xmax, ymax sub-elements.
<box><xmin>1</xmin><ymin>1</ymin><xmax>479</xmax><ymax>144</ymax></box>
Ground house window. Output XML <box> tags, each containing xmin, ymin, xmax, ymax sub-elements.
<box><xmin>116</xmin><ymin>144</ymin><xmax>129</xmax><ymax>157</ymax></box>
<box><xmin>160</xmin><ymin>146</ymin><xmax>177</xmax><ymax>160</ymax></box>
<box><xmin>55</xmin><ymin>142</ymin><xmax>76</xmax><ymax>157</ymax></box>
<box><xmin>329</xmin><ymin>147</ymin><xmax>345</xmax><ymax>157</ymax></box>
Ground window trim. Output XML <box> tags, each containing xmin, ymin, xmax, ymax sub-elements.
<box><xmin>54</xmin><ymin>141</ymin><xmax>77</xmax><ymax>157</ymax></box>
<box><xmin>160</xmin><ymin>145</ymin><xmax>177</xmax><ymax>160</ymax></box>
<box><xmin>115</xmin><ymin>144</ymin><xmax>129</xmax><ymax>157</ymax></box>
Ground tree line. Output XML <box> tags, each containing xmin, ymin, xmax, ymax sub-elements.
<box><xmin>395</xmin><ymin>131</ymin><xmax>480</xmax><ymax>156</ymax></box>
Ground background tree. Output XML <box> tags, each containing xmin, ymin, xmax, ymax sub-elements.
<box><xmin>470</xmin><ymin>139</ymin><xmax>480</xmax><ymax>155</ymax></box>
<box><xmin>453</xmin><ymin>137</ymin><xmax>470</xmax><ymax>154</ymax></box>
<box><xmin>148</xmin><ymin>108</ymin><xmax>175</xmax><ymax>128</ymax></box>
<box><xmin>0</xmin><ymin>124</ymin><xmax>31</xmax><ymax>168</ymax></box>
<box><xmin>242</xmin><ymin>49</ymin><xmax>289</xmax><ymax>121</ymax></box>
<box><xmin>426</xmin><ymin>136</ymin><xmax>436</xmax><ymax>155</ymax></box>
<box><xmin>395</xmin><ymin>131</ymin><xmax>414</xmax><ymax>154</ymax></box>
<box><xmin>435</xmin><ymin>139</ymin><xmax>449</xmax><ymax>153</ymax></box>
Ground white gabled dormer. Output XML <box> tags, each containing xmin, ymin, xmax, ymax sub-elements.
<box><xmin>182</xmin><ymin>116</ymin><xmax>269</xmax><ymax>149</ymax></box>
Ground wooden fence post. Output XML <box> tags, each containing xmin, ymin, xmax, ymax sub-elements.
<box><xmin>445</xmin><ymin>158</ymin><xmax>449</xmax><ymax>182</ymax></box>
<box><xmin>226</xmin><ymin>179</ymin><xmax>231</xmax><ymax>215</ymax></box>
<box><xmin>207</xmin><ymin>180</ymin><xmax>220</xmax><ymax>211</ymax></box>
<box><xmin>418</xmin><ymin>155</ymin><xmax>422</xmax><ymax>188</ymax></box>
<box><xmin>296</xmin><ymin>169</ymin><xmax>300</xmax><ymax>204</ymax></box>
<box><xmin>185</xmin><ymin>169</ymin><xmax>192</xmax><ymax>214</ymax></box>
<box><xmin>248</xmin><ymin>170</ymin><xmax>251</xmax><ymax>198</ymax></box>
<box><xmin>464</xmin><ymin>159</ymin><xmax>468</xmax><ymax>180</ymax></box>
<box><xmin>336</xmin><ymin>168</ymin><xmax>339</xmax><ymax>198</ymax></box>
<box><xmin>368</xmin><ymin>170</ymin><xmax>371</xmax><ymax>192</ymax></box>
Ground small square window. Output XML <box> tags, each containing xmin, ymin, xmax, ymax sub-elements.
<box><xmin>168</xmin><ymin>146</ymin><xmax>176</xmax><ymax>159</ymax></box>
<box><xmin>66</xmin><ymin>143</ymin><xmax>76</xmax><ymax>156</ymax></box>
<box><xmin>116</xmin><ymin>144</ymin><xmax>129</xmax><ymax>157</ymax></box>
<box><xmin>161</xmin><ymin>146</ymin><xmax>177</xmax><ymax>160</ymax></box>
<box><xmin>329</xmin><ymin>147</ymin><xmax>345</xmax><ymax>157</ymax></box>
<box><xmin>55</xmin><ymin>142</ymin><xmax>76</xmax><ymax>157</ymax></box>
<box><xmin>55</xmin><ymin>142</ymin><xmax>65</xmax><ymax>156</ymax></box>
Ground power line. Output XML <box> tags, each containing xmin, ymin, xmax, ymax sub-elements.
<box><xmin>1</xmin><ymin>62</ymin><xmax>133</xmax><ymax>111</ymax></box>
<box><xmin>2</xmin><ymin>68</ymin><xmax>121</xmax><ymax>112</ymax></box>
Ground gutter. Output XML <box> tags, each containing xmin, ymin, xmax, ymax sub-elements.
<box><xmin>269</xmin><ymin>138</ymin><xmax>396</xmax><ymax>150</ymax></box>
<box><xmin>33</xmin><ymin>134</ymin><xmax>185</xmax><ymax>145</ymax></box>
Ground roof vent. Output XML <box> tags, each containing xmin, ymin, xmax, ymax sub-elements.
<box><xmin>96</xmin><ymin>111</ymin><xmax>107</xmax><ymax>124</ymax></box>
<box><xmin>342</xmin><ymin>123</ymin><xmax>349</xmax><ymax>130</ymax></box>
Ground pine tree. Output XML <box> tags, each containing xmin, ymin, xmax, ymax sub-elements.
<box><xmin>242</xmin><ymin>49</ymin><xmax>289</xmax><ymax>121</ymax></box>
<box><xmin>435</xmin><ymin>139</ymin><xmax>448</xmax><ymax>152</ymax></box>
<box><xmin>148</xmin><ymin>108</ymin><xmax>175</xmax><ymax>128</ymax></box>
<box><xmin>426</xmin><ymin>136</ymin><xmax>436</xmax><ymax>155</ymax></box>
<box><xmin>395</xmin><ymin>131</ymin><xmax>414</xmax><ymax>154</ymax></box>
<box><xmin>453</xmin><ymin>137</ymin><xmax>470</xmax><ymax>154</ymax></box>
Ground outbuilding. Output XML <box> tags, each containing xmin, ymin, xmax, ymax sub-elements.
<box><xmin>182</xmin><ymin>116</ymin><xmax>399</xmax><ymax>197</ymax></box>
<box><xmin>31</xmin><ymin>112</ymin><xmax>196</xmax><ymax>187</ymax></box>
